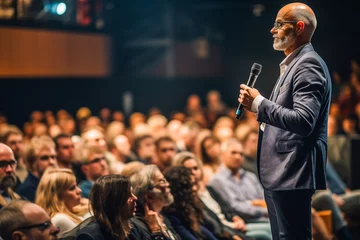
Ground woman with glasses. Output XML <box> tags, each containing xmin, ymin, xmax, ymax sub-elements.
<box><xmin>36</xmin><ymin>167</ymin><xmax>90</xmax><ymax>237</ymax></box>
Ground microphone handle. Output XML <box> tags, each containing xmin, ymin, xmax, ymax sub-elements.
<box><xmin>235</xmin><ymin>73</ymin><xmax>258</xmax><ymax>119</ymax></box>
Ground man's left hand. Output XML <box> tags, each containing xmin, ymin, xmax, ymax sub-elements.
<box><xmin>238</xmin><ymin>84</ymin><xmax>261</xmax><ymax>111</ymax></box>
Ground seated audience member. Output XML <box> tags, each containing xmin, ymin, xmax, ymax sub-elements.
<box><xmin>36</xmin><ymin>168</ymin><xmax>91</xmax><ymax>237</ymax></box>
<box><xmin>132</xmin><ymin>134</ymin><xmax>156</xmax><ymax>164</ymax></box>
<box><xmin>0</xmin><ymin>125</ymin><xmax>27</xmax><ymax>182</ymax></box>
<box><xmin>208</xmin><ymin>138</ymin><xmax>268</xmax><ymax>223</ymax></box>
<box><xmin>76</xmin><ymin>174</ymin><xmax>154</xmax><ymax>240</ymax></box>
<box><xmin>326</xmin><ymin>161</ymin><xmax>360</xmax><ymax>220</ymax></box>
<box><xmin>0</xmin><ymin>200</ymin><xmax>59</xmax><ymax>240</ymax></box>
<box><xmin>200</xmin><ymin>135</ymin><xmax>222</xmax><ymax>184</ymax></box>
<box><xmin>129</xmin><ymin>165</ymin><xmax>181</xmax><ymax>240</ymax></box>
<box><xmin>173</xmin><ymin>151</ymin><xmax>272</xmax><ymax>240</ymax></box>
<box><xmin>79</xmin><ymin>144</ymin><xmax>110</xmax><ymax>199</ymax></box>
<box><xmin>17</xmin><ymin>136</ymin><xmax>58</xmax><ymax>202</ymax></box>
<box><xmin>241</xmin><ymin>130</ymin><xmax>259</xmax><ymax>176</ymax></box>
<box><xmin>163</xmin><ymin>166</ymin><xmax>218</xmax><ymax>240</ymax></box>
<box><xmin>108</xmin><ymin>134</ymin><xmax>134</xmax><ymax>173</ymax></box>
<box><xmin>54</xmin><ymin>133</ymin><xmax>76</xmax><ymax>169</ymax></box>
<box><xmin>81</xmin><ymin>126</ymin><xmax>117</xmax><ymax>166</ymax></box>
<box><xmin>0</xmin><ymin>143</ymin><xmax>22</xmax><ymax>207</ymax></box>
<box><xmin>312</xmin><ymin>190</ymin><xmax>352</xmax><ymax>240</ymax></box>
<box><xmin>154</xmin><ymin>136</ymin><xmax>177</xmax><ymax>173</ymax></box>
<box><xmin>147</xmin><ymin>114</ymin><xmax>168</xmax><ymax>138</ymax></box>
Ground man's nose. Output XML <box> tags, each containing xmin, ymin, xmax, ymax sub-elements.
<box><xmin>50</xmin><ymin>225</ymin><xmax>60</xmax><ymax>235</ymax></box>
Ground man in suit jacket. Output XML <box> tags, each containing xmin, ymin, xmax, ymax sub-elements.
<box><xmin>238</xmin><ymin>3</ymin><xmax>331</xmax><ymax>240</ymax></box>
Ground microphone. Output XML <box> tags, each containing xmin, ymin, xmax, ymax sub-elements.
<box><xmin>235</xmin><ymin>63</ymin><xmax>262</xmax><ymax>119</ymax></box>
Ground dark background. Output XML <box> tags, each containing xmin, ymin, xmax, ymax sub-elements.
<box><xmin>1</xmin><ymin>0</ymin><xmax>359</xmax><ymax>127</ymax></box>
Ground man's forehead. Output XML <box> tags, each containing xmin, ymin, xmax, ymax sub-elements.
<box><xmin>22</xmin><ymin>203</ymin><xmax>50</xmax><ymax>221</ymax></box>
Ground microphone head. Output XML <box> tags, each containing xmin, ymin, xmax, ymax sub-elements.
<box><xmin>251</xmin><ymin>63</ymin><xmax>262</xmax><ymax>75</ymax></box>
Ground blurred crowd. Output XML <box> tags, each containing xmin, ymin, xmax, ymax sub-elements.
<box><xmin>0</xmin><ymin>67</ymin><xmax>360</xmax><ymax>240</ymax></box>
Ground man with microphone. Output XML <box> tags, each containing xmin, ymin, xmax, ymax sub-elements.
<box><xmin>238</xmin><ymin>3</ymin><xmax>331</xmax><ymax>240</ymax></box>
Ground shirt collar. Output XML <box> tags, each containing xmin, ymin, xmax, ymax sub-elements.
<box><xmin>220</xmin><ymin>164</ymin><xmax>245</xmax><ymax>178</ymax></box>
<box><xmin>280</xmin><ymin>43</ymin><xmax>308</xmax><ymax>69</ymax></box>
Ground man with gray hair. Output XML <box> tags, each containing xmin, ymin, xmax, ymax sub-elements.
<box><xmin>238</xmin><ymin>2</ymin><xmax>331</xmax><ymax>239</ymax></box>
<box><xmin>129</xmin><ymin>165</ymin><xmax>180</xmax><ymax>239</ymax></box>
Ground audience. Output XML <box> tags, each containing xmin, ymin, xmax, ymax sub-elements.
<box><xmin>0</xmin><ymin>81</ymin><xmax>360</xmax><ymax>240</ymax></box>
<box><xmin>173</xmin><ymin>151</ymin><xmax>272</xmax><ymax>240</ymax></box>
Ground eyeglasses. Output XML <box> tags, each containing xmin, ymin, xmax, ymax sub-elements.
<box><xmin>39</xmin><ymin>155</ymin><xmax>56</xmax><ymax>161</ymax></box>
<box><xmin>273</xmin><ymin>21</ymin><xmax>298</xmax><ymax>29</ymax></box>
<box><xmin>0</xmin><ymin>160</ymin><xmax>17</xmax><ymax>169</ymax></box>
<box><xmin>16</xmin><ymin>221</ymin><xmax>54</xmax><ymax>231</ymax></box>
<box><xmin>150</xmin><ymin>178</ymin><xmax>169</xmax><ymax>190</ymax></box>
<box><xmin>85</xmin><ymin>157</ymin><xmax>105</xmax><ymax>165</ymax></box>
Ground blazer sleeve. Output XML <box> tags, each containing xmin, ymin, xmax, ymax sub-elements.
<box><xmin>257</xmin><ymin>56</ymin><xmax>327</xmax><ymax>137</ymax></box>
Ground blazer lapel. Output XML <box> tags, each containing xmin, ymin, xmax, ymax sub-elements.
<box><xmin>271</xmin><ymin>44</ymin><xmax>314</xmax><ymax>102</ymax></box>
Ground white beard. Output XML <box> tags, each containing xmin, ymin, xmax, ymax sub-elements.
<box><xmin>273</xmin><ymin>31</ymin><xmax>296</xmax><ymax>51</ymax></box>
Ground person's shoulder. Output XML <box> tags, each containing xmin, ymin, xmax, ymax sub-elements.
<box><xmin>79</xmin><ymin>180</ymin><xmax>93</xmax><ymax>188</ymax></box>
<box><xmin>77</xmin><ymin>221</ymin><xmax>104</xmax><ymax>240</ymax></box>
<box><xmin>52</xmin><ymin>212</ymin><xmax>73</xmax><ymax>222</ymax></box>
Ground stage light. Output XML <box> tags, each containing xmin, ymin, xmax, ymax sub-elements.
<box><xmin>53</xmin><ymin>2</ymin><xmax>67</xmax><ymax>16</ymax></box>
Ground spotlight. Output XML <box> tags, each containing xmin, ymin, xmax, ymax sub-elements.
<box><xmin>53</xmin><ymin>2</ymin><xmax>67</xmax><ymax>16</ymax></box>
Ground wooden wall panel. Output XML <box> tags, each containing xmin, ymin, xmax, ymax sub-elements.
<box><xmin>0</xmin><ymin>28</ymin><xmax>111</xmax><ymax>78</ymax></box>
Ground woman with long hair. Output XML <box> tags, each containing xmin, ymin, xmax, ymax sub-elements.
<box><xmin>36</xmin><ymin>168</ymin><xmax>90</xmax><ymax>237</ymax></box>
<box><xmin>200</xmin><ymin>135</ymin><xmax>222</xmax><ymax>184</ymax></box>
<box><xmin>163</xmin><ymin>166</ymin><xmax>217</xmax><ymax>240</ymax></box>
<box><xmin>173</xmin><ymin>151</ymin><xmax>272</xmax><ymax>240</ymax></box>
<box><xmin>76</xmin><ymin>174</ymin><xmax>137</xmax><ymax>240</ymax></box>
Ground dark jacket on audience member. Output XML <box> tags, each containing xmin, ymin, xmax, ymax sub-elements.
<box><xmin>16</xmin><ymin>172</ymin><xmax>39</xmax><ymax>202</ymax></box>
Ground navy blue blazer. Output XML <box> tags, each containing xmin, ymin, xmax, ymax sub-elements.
<box><xmin>257</xmin><ymin>43</ymin><xmax>331</xmax><ymax>191</ymax></box>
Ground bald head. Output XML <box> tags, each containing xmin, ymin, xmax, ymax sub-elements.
<box><xmin>0</xmin><ymin>143</ymin><xmax>17</xmax><ymax>191</ymax></box>
<box><xmin>0</xmin><ymin>143</ymin><xmax>14</xmax><ymax>158</ymax></box>
<box><xmin>279</xmin><ymin>2</ymin><xmax>317</xmax><ymax>40</ymax></box>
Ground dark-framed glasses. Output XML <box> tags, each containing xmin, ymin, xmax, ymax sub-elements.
<box><xmin>273</xmin><ymin>21</ymin><xmax>298</xmax><ymax>29</ymax></box>
<box><xmin>16</xmin><ymin>221</ymin><xmax>54</xmax><ymax>232</ymax></box>
<box><xmin>0</xmin><ymin>160</ymin><xmax>17</xmax><ymax>169</ymax></box>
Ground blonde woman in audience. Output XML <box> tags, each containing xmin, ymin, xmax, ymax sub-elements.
<box><xmin>36</xmin><ymin>167</ymin><xmax>91</xmax><ymax>237</ymax></box>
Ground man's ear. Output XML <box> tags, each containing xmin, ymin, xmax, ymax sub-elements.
<box><xmin>145</xmin><ymin>192</ymin><xmax>153</xmax><ymax>203</ymax></box>
<box><xmin>12</xmin><ymin>231</ymin><xmax>26</xmax><ymax>240</ymax></box>
<box><xmin>296</xmin><ymin>21</ymin><xmax>305</xmax><ymax>35</ymax></box>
